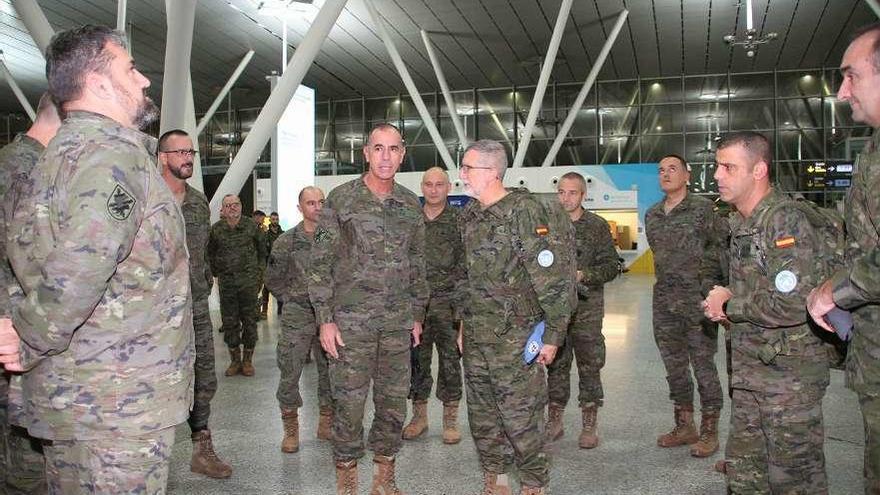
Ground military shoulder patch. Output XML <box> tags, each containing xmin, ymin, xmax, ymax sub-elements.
<box><xmin>107</xmin><ymin>183</ymin><xmax>136</xmax><ymax>221</ymax></box>
<box><xmin>774</xmin><ymin>236</ymin><xmax>795</xmax><ymax>249</ymax></box>
<box><xmin>535</xmin><ymin>225</ymin><xmax>549</xmax><ymax>236</ymax></box>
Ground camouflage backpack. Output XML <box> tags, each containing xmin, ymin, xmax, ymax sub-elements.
<box><xmin>762</xmin><ymin>196</ymin><xmax>848</xmax><ymax>369</ymax></box>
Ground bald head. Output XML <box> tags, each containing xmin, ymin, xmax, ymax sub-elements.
<box><xmin>298</xmin><ymin>186</ymin><xmax>325</xmax><ymax>225</ymax></box>
<box><xmin>421</xmin><ymin>166</ymin><xmax>451</xmax><ymax>208</ymax></box>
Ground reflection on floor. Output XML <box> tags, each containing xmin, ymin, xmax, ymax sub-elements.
<box><xmin>167</xmin><ymin>274</ymin><xmax>863</xmax><ymax>494</ymax></box>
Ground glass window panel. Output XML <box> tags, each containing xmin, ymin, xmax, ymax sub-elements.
<box><xmin>774</xmin><ymin>161</ymin><xmax>802</xmax><ymax>191</ymax></box>
<box><xmin>778</xmin><ymin>129</ymin><xmax>824</xmax><ymax>161</ymax></box>
<box><xmin>400</xmin><ymin>94</ymin><xmax>435</xmax><ymax>119</ymax></box>
<box><xmin>514</xmin><ymin>86</ymin><xmax>554</xmax><ymax>115</ymax></box>
<box><xmin>685</xmin><ymin>102</ymin><xmax>729</xmax><ymax>133</ymax></box>
<box><xmin>401</xmin><ymin>146</ymin><xmax>436</xmax><ymax>172</ymax></box>
<box><xmin>823</xmin><ymin>69</ymin><xmax>841</xmax><ymax>96</ymax></box>
<box><xmin>600</xmin><ymin>107</ymin><xmax>639</xmax><ymax>137</ymax></box>
<box><xmin>640</xmin><ymin>134</ymin><xmax>684</xmax><ymax>162</ymax></box>
<box><xmin>641</xmin><ymin>77</ymin><xmax>683</xmax><ymax>104</ymax></box>
<box><xmin>520</xmin><ymin>139</ymin><xmax>554</xmax><ymax>167</ymax></box>
<box><xmin>401</xmin><ymin>116</ymin><xmax>433</xmax><ymax>146</ymax></box>
<box><xmin>688</xmin><ymin>164</ymin><xmax>718</xmax><ymax>194</ymax></box>
<box><xmin>333</xmin><ymin>123</ymin><xmax>363</xmax><ymax>151</ymax></box>
<box><xmin>316</xmin><ymin>101</ymin><xmax>329</xmax><ymax>124</ymax></box>
<box><xmin>565</xmin><ymin>109</ymin><xmax>598</xmax><ymax>138</ymax></box>
<box><xmin>554</xmin><ymin>137</ymin><xmax>598</xmax><ymax>166</ymax></box>
<box><xmin>826</xmin><ymin>97</ymin><xmax>859</xmax><ymax>128</ymax></box>
<box><xmin>826</xmin><ymin>127</ymin><xmax>874</xmax><ymax>160</ymax></box>
<box><xmin>331</xmin><ymin>99</ymin><xmax>362</xmax><ymax>123</ymax></box>
<box><xmin>729</xmin><ymin>100</ymin><xmax>774</xmax><ymax>130</ymax></box>
<box><xmin>599</xmin><ymin>79</ymin><xmax>638</xmax><ymax>107</ymax></box>
<box><xmin>366</xmin><ymin>97</ymin><xmax>399</xmax><ymax>122</ymax></box>
<box><xmin>315</xmin><ymin>123</ymin><xmax>330</xmax><ymax>150</ymax></box>
<box><xmin>477</xmin><ymin>88</ymin><xmax>514</xmax><ymax>114</ymax></box>
<box><xmin>439</xmin><ymin>90</ymin><xmax>475</xmax><ymax>116</ymax></box>
<box><xmin>685</xmin><ymin>74</ymin><xmax>728</xmax><ymax>102</ymax></box>
<box><xmin>439</xmin><ymin>116</ymin><xmax>468</xmax><ymax>144</ymax></box>
<box><xmin>641</xmin><ymin>104</ymin><xmax>684</xmax><ymax>134</ymax></box>
<box><xmin>598</xmin><ymin>135</ymin><xmax>638</xmax><ymax>164</ymax></box>
<box><xmin>777</xmin><ymin>97</ymin><xmax>822</xmax><ymax>129</ymax></box>
<box><xmin>554</xmin><ymin>82</ymin><xmax>597</xmax><ymax>114</ymax></box>
<box><xmin>477</xmin><ymin>112</ymin><xmax>514</xmax><ymax>143</ymax></box>
<box><xmin>729</xmin><ymin>72</ymin><xmax>774</xmax><ymax>100</ymax></box>
<box><xmin>685</xmin><ymin>133</ymin><xmax>720</xmax><ymax>164</ymax></box>
<box><xmin>777</xmin><ymin>70</ymin><xmax>822</xmax><ymax>98</ymax></box>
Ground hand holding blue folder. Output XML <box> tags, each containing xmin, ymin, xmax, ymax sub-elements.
<box><xmin>523</xmin><ymin>321</ymin><xmax>545</xmax><ymax>364</ymax></box>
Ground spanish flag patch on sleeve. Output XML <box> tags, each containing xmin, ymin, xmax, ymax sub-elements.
<box><xmin>535</xmin><ymin>225</ymin><xmax>549</xmax><ymax>236</ymax></box>
<box><xmin>775</xmin><ymin>236</ymin><xmax>796</xmax><ymax>249</ymax></box>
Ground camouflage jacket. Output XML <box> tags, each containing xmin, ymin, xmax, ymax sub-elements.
<box><xmin>182</xmin><ymin>185</ymin><xmax>213</xmax><ymax>302</ymax></box>
<box><xmin>266</xmin><ymin>224</ymin><xmax>284</xmax><ymax>253</ymax></box>
<box><xmin>459</xmin><ymin>188</ymin><xmax>576</xmax><ymax>346</ymax></box>
<box><xmin>646</xmin><ymin>193</ymin><xmax>728</xmax><ymax>313</ymax></box>
<box><xmin>6</xmin><ymin>111</ymin><xmax>194</xmax><ymax>440</ymax></box>
<box><xmin>265</xmin><ymin>222</ymin><xmax>313</xmax><ymax>307</ymax></box>
<box><xmin>308</xmin><ymin>175</ymin><xmax>429</xmax><ymax>330</ymax></box>
<box><xmin>0</xmin><ymin>134</ymin><xmax>44</xmax><ymax>406</ymax></box>
<box><xmin>425</xmin><ymin>206</ymin><xmax>465</xmax><ymax>310</ymax></box>
<box><xmin>726</xmin><ymin>189</ymin><xmax>830</xmax><ymax>395</ymax></box>
<box><xmin>573</xmin><ymin>210</ymin><xmax>619</xmax><ymax>310</ymax></box>
<box><xmin>207</xmin><ymin>217</ymin><xmax>267</xmax><ymax>286</ymax></box>
<box><xmin>832</xmin><ymin>130</ymin><xmax>880</xmax><ymax>391</ymax></box>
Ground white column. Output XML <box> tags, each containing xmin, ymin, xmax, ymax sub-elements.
<box><xmin>0</xmin><ymin>56</ymin><xmax>35</xmax><ymax>120</ymax></box>
<box><xmin>540</xmin><ymin>10</ymin><xmax>629</xmax><ymax>168</ymax></box>
<box><xmin>208</xmin><ymin>0</ymin><xmax>348</xmax><ymax>219</ymax></box>
<box><xmin>511</xmin><ymin>0</ymin><xmax>574</xmax><ymax>167</ymax></box>
<box><xmin>12</xmin><ymin>0</ymin><xmax>54</xmax><ymax>54</ymax></box>
<box><xmin>160</xmin><ymin>0</ymin><xmax>197</xmax><ymax>134</ymax></box>
<box><xmin>364</xmin><ymin>0</ymin><xmax>457</xmax><ymax>171</ymax></box>
<box><xmin>421</xmin><ymin>29</ymin><xmax>467</xmax><ymax>148</ymax></box>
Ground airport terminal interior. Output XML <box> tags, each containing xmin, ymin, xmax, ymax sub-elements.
<box><xmin>1</xmin><ymin>0</ymin><xmax>879</xmax><ymax>493</ymax></box>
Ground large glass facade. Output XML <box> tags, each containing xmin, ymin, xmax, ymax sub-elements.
<box><xmin>195</xmin><ymin>68</ymin><xmax>872</xmax><ymax>206</ymax></box>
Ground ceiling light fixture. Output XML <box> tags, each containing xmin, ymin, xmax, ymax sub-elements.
<box><xmin>723</xmin><ymin>0</ymin><xmax>777</xmax><ymax>58</ymax></box>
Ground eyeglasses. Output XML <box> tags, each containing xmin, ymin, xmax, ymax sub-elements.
<box><xmin>160</xmin><ymin>149</ymin><xmax>196</xmax><ymax>157</ymax></box>
<box><xmin>460</xmin><ymin>164</ymin><xmax>495</xmax><ymax>172</ymax></box>
<box><xmin>222</xmin><ymin>202</ymin><xmax>241</xmax><ymax>208</ymax></box>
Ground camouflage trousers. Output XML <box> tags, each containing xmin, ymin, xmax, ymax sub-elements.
<box><xmin>725</xmin><ymin>388</ymin><xmax>827</xmax><ymax>495</ymax></box>
<box><xmin>652</xmin><ymin>305</ymin><xmax>723</xmax><ymax>412</ymax></box>
<box><xmin>858</xmin><ymin>389</ymin><xmax>880</xmax><ymax>494</ymax></box>
<box><xmin>188</xmin><ymin>297</ymin><xmax>217</xmax><ymax>433</ymax></box>
<box><xmin>218</xmin><ymin>280</ymin><xmax>258</xmax><ymax>349</ymax></box>
<box><xmin>1</xmin><ymin>404</ymin><xmax>47</xmax><ymax>494</ymax></box>
<box><xmin>329</xmin><ymin>322</ymin><xmax>410</xmax><ymax>462</ymax></box>
<box><xmin>43</xmin><ymin>427</ymin><xmax>175</xmax><ymax>495</ymax></box>
<box><xmin>276</xmin><ymin>301</ymin><xmax>332</xmax><ymax>410</ymax></box>
<box><xmin>463</xmin><ymin>328</ymin><xmax>549</xmax><ymax>488</ymax></box>
<box><xmin>547</xmin><ymin>301</ymin><xmax>605</xmax><ymax>407</ymax></box>
<box><xmin>409</xmin><ymin>298</ymin><xmax>462</xmax><ymax>403</ymax></box>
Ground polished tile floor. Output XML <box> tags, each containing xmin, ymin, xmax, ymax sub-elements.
<box><xmin>167</xmin><ymin>274</ymin><xmax>864</xmax><ymax>494</ymax></box>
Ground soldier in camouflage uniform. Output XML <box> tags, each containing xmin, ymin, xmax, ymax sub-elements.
<box><xmin>458</xmin><ymin>140</ymin><xmax>576</xmax><ymax>495</ymax></box>
<box><xmin>808</xmin><ymin>24</ymin><xmax>880</xmax><ymax>495</ymax></box>
<box><xmin>705</xmin><ymin>132</ymin><xmax>830</xmax><ymax>494</ymax></box>
<box><xmin>309</xmin><ymin>123</ymin><xmax>428</xmax><ymax>495</ymax></box>
<box><xmin>0</xmin><ymin>93</ymin><xmax>58</xmax><ymax>495</ymax></box>
<box><xmin>265</xmin><ymin>186</ymin><xmax>333</xmax><ymax>454</ymax></box>
<box><xmin>158</xmin><ymin>129</ymin><xmax>232</xmax><ymax>479</ymax></box>
<box><xmin>545</xmin><ymin>172</ymin><xmax>619</xmax><ymax>450</ymax></box>
<box><xmin>403</xmin><ymin>167</ymin><xmax>465</xmax><ymax>445</ymax></box>
<box><xmin>0</xmin><ymin>25</ymin><xmax>193</xmax><ymax>493</ymax></box>
<box><xmin>263</xmin><ymin>211</ymin><xmax>284</xmax><ymax>316</ymax></box>
<box><xmin>645</xmin><ymin>154</ymin><xmax>726</xmax><ymax>457</ymax></box>
<box><xmin>208</xmin><ymin>194</ymin><xmax>267</xmax><ymax>377</ymax></box>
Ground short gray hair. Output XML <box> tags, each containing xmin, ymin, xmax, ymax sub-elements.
<box><xmin>464</xmin><ymin>139</ymin><xmax>508</xmax><ymax>179</ymax></box>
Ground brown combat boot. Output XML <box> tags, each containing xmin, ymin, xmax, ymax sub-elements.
<box><xmin>690</xmin><ymin>410</ymin><xmax>720</xmax><ymax>457</ymax></box>
<box><xmin>336</xmin><ymin>459</ymin><xmax>358</xmax><ymax>495</ymax></box>
<box><xmin>472</xmin><ymin>472</ymin><xmax>512</xmax><ymax>495</ymax></box>
<box><xmin>578</xmin><ymin>404</ymin><xmax>599</xmax><ymax>449</ymax></box>
<box><xmin>544</xmin><ymin>402</ymin><xmax>565</xmax><ymax>442</ymax></box>
<box><xmin>190</xmin><ymin>430</ymin><xmax>233</xmax><ymax>479</ymax></box>
<box><xmin>225</xmin><ymin>347</ymin><xmax>241</xmax><ymax>376</ymax></box>
<box><xmin>317</xmin><ymin>405</ymin><xmax>333</xmax><ymax>441</ymax></box>
<box><xmin>370</xmin><ymin>455</ymin><xmax>403</xmax><ymax>495</ymax></box>
<box><xmin>657</xmin><ymin>403</ymin><xmax>699</xmax><ymax>447</ymax></box>
<box><xmin>442</xmin><ymin>401</ymin><xmax>461</xmax><ymax>444</ymax></box>
<box><xmin>241</xmin><ymin>348</ymin><xmax>255</xmax><ymax>376</ymax></box>
<box><xmin>402</xmin><ymin>400</ymin><xmax>428</xmax><ymax>440</ymax></box>
<box><xmin>280</xmin><ymin>408</ymin><xmax>299</xmax><ymax>453</ymax></box>
<box><xmin>519</xmin><ymin>486</ymin><xmax>545</xmax><ymax>495</ymax></box>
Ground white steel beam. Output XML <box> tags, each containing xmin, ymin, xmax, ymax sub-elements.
<box><xmin>195</xmin><ymin>50</ymin><xmax>255</xmax><ymax>137</ymax></box>
<box><xmin>12</xmin><ymin>0</ymin><xmax>54</xmax><ymax>55</ymax></box>
<box><xmin>420</xmin><ymin>29</ymin><xmax>467</xmax><ymax>148</ymax></box>
<box><xmin>0</xmin><ymin>56</ymin><xmax>35</xmax><ymax>120</ymax></box>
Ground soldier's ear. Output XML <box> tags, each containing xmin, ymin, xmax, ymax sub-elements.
<box><xmin>752</xmin><ymin>160</ymin><xmax>770</xmax><ymax>181</ymax></box>
<box><xmin>84</xmin><ymin>71</ymin><xmax>113</xmax><ymax>100</ymax></box>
